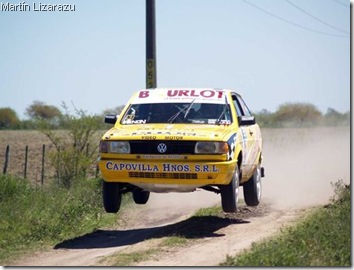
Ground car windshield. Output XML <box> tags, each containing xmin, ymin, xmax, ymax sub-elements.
<box><xmin>121</xmin><ymin>102</ymin><xmax>232</xmax><ymax>125</ymax></box>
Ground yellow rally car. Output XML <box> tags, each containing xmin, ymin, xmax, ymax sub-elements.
<box><xmin>98</xmin><ymin>88</ymin><xmax>264</xmax><ymax>213</ymax></box>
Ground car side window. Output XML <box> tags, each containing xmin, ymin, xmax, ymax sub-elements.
<box><xmin>234</xmin><ymin>95</ymin><xmax>252</xmax><ymax>116</ymax></box>
<box><xmin>232</xmin><ymin>94</ymin><xmax>243</xmax><ymax>116</ymax></box>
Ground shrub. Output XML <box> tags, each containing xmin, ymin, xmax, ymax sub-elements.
<box><xmin>41</xmin><ymin>103</ymin><xmax>102</xmax><ymax>188</ymax></box>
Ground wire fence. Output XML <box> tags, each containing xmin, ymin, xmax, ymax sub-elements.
<box><xmin>1</xmin><ymin>144</ymin><xmax>99</xmax><ymax>186</ymax></box>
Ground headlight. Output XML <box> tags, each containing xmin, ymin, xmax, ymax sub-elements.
<box><xmin>195</xmin><ymin>142</ymin><xmax>229</xmax><ymax>154</ymax></box>
<box><xmin>99</xmin><ymin>141</ymin><xmax>130</xmax><ymax>154</ymax></box>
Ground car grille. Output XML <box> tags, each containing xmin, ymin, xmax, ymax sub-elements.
<box><xmin>129</xmin><ymin>140</ymin><xmax>196</xmax><ymax>154</ymax></box>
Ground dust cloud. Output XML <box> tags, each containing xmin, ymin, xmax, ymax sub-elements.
<box><xmin>261</xmin><ymin>127</ymin><xmax>350</xmax><ymax>209</ymax></box>
<box><xmin>126</xmin><ymin>127</ymin><xmax>350</xmax><ymax>225</ymax></box>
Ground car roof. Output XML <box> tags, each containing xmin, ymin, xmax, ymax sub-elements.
<box><xmin>131</xmin><ymin>88</ymin><xmax>241</xmax><ymax>105</ymax></box>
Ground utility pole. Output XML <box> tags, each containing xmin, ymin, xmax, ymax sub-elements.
<box><xmin>146</xmin><ymin>0</ymin><xmax>157</xmax><ymax>89</ymax></box>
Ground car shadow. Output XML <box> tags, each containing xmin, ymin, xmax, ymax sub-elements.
<box><xmin>54</xmin><ymin>215</ymin><xmax>250</xmax><ymax>250</ymax></box>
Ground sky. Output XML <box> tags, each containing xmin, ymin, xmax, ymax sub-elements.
<box><xmin>0</xmin><ymin>0</ymin><xmax>351</xmax><ymax>119</ymax></box>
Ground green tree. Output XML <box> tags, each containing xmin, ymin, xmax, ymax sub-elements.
<box><xmin>0</xmin><ymin>107</ymin><xmax>20</xmax><ymax>129</ymax></box>
<box><xmin>273</xmin><ymin>103</ymin><xmax>322</xmax><ymax>127</ymax></box>
<box><xmin>254</xmin><ymin>109</ymin><xmax>275</xmax><ymax>128</ymax></box>
<box><xmin>26</xmin><ymin>101</ymin><xmax>62</xmax><ymax>126</ymax></box>
<box><xmin>324</xmin><ymin>108</ymin><xmax>349</xmax><ymax>126</ymax></box>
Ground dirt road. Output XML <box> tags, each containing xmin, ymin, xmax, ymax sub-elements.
<box><xmin>11</xmin><ymin>127</ymin><xmax>350</xmax><ymax>266</ymax></box>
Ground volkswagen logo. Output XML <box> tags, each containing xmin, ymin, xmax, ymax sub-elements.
<box><xmin>157</xmin><ymin>143</ymin><xmax>167</xmax><ymax>153</ymax></box>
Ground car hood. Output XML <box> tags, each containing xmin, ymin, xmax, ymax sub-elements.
<box><xmin>102</xmin><ymin>123</ymin><xmax>236</xmax><ymax>141</ymax></box>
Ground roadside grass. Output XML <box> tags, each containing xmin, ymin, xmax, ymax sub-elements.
<box><xmin>0</xmin><ymin>175</ymin><xmax>121</xmax><ymax>265</ymax></box>
<box><xmin>194</xmin><ymin>205</ymin><xmax>222</xmax><ymax>216</ymax></box>
<box><xmin>161</xmin><ymin>235</ymin><xmax>188</xmax><ymax>246</ymax></box>
<box><xmin>104</xmin><ymin>248</ymin><xmax>160</xmax><ymax>266</ymax></box>
<box><xmin>220</xmin><ymin>180</ymin><xmax>351</xmax><ymax>267</ymax></box>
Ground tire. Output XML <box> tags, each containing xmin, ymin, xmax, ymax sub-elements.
<box><xmin>102</xmin><ymin>181</ymin><xmax>122</xmax><ymax>213</ymax></box>
<box><xmin>243</xmin><ymin>164</ymin><xmax>262</xmax><ymax>206</ymax></box>
<box><xmin>220</xmin><ymin>165</ymin><xmax>240</xmax><ymax>213</ymax></box>
<box><xmin>133</xmin><ymin>189</ymin><xmax>150</xmax><ymax>204</ymax></box>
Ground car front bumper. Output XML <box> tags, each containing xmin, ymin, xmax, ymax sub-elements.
<box><xmin>97</xmin><ymin>158</ymin><xmax>237</xmax><ymax>187</ymax></box>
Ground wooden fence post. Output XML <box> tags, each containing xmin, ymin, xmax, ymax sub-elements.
<box><xmin>24</xmin><ymin>145</ymin><xmax>28</xmax><ymax>178</ymax></box>
<box><xmin>3</xmin><ymin>145</ymin><xmax>10</xmax><ymax>174</ymax></box>
<box><xmin>57</xmin><ymin>145</ymin><xmax>60</xmax><ymax>185</ymax></box>
<box><xmin>41</xmin><ymin>144</ymin><xmax>45</xmax><ymax>186</ymax></box>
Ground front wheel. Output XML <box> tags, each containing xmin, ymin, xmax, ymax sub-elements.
<box><xmin>243</xmin><ymin>164</ymin><xmax>262</xmax><ymax>206</ymax></box>
<box><xmin>103</xmin><ymin>181</ymin><xmax>122</xmax><ymax>213</ymax></box>
<box><xmin>220</xmin><ymin>165</ymin><xmax>240</xmax><ymax>213</ymax></box>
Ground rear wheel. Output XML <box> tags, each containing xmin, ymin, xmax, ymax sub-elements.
<box><xmin>102</xmin><ymin>181</ymin><xmax>122</xmax><ymax>213</ymax></box>
<box><xmin>133</xmin><ymin>189</ymin><xmax>150</xmax><ymax>204</ymax></box>
<box><xmin>243</xmin><ymin>164</ymin><xmax>262</xmax><ymax>206</ymax></box>
<box><xmin>220</xmin><ymin>165</ymin><xmax>240</xmax><ymax>213</ymax></box>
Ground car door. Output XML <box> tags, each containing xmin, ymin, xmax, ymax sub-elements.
<box><xmin>232</xmin><ymin>94</ymin><xmax>259</xmax><ymax>180</ymax></box>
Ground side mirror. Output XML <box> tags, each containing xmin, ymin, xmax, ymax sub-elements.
<box><xmin>104</xmin><ymin>114</ymin><xmax>118</xmax><ymax>124</ymax></box>
<box><xmin>238</xmin><ymin>115</ymin><xmax>256</xmax><ymax>126</ymax></box>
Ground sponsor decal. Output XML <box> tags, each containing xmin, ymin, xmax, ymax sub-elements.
<box><xmin>165</xmin><ymin>136</ymin><xmax>183</xmax><ymax>140</ymax></box>
<box><xmin>106</xmin><ymin>162</ymin><xmax>159</xmax><ymax>172</ymax></box>
<box><xmin>124</xmin><ymin>119</ymin><xmax>147</xmax><ymax>124</ymax></box>
<box><xmin>194</xmin><ymin>164</ymin><xmax>219</xmax><ymax>172</ymax></box>
<box><xmin>166</xmin><ymin>89</ymin><xmax>224</xmax><ymax>98</ymax></box>
<box><xmin>138</xmin><ymin>89</ymin><xmax>224</xmax><ymax>100</ymax></box>
<box><xmin>141</xmin><ymin>155</ymin><xmax>185</xmax><ymax>159</ymax></box>
<box><xmin>105</xmin><ymin>162</ymin><xmax>220</xmax><ymax>173</ymax></box>
<box><xmin>141</xmin><ymin>136</ymin><xmax>157</xmax><ymax>140</ymax></box>
<box><xmin>133</xmin><ymin>130</ymin><xmax>196</xmax><ymax>137</ymax></box>
<box><xmin>163</xmin><ymin>164</ymin><xmax>191</xmax><ymax>172</ymax></box>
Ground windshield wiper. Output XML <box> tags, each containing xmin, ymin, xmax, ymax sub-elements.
<box><xmin>168</xmin><ymin>106</ymin><xmax>185</xmax><ymax>123</ymax></box>
<box><xmin>216</xmin><ymin>96</ymin><xmax>229</xmax><ymax>125</ymax></box>
<box><xmin>183</xmin><ymin>99</ymin><xmax>195</xmax><ymax>119</ymax></box>
<box><xmin>168</xmin><ymin>99</ymin><xmax>195</xmax><ymax>123</ymax></box>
